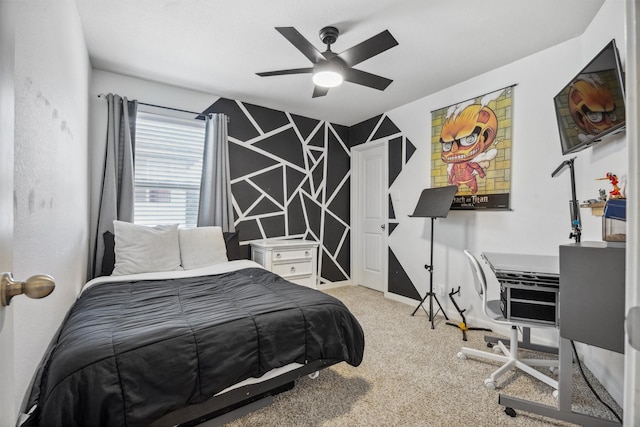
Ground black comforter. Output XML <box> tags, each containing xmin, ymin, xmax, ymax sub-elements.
<box><xmin>23</xmin><ymin>267</ymin><xmax>364</xmax><ymax>426</ymax></box>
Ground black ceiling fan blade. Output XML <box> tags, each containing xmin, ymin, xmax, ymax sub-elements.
<box><xmin>337</xmin><ymin>30</ymin><xmax>398</xmax><ymax>67</ymax></box>
<box><xmin>276</xmin><ymin>27</ymin><xmax>325</xmax><ymax>64</ymax></box>
<box><xmin>312</xmin><ymin>86</ymin><xmax>329</xmax><ymax>98</ymax></box>
<box><xmin>256</xmin><ymin>67</ymin><xmax>313</xmax><ymax>77</ymax></box>
<box><xmin>343</xmin><ymin>68</ymin><xmax>393</xmax><ymax>91</ymax></box>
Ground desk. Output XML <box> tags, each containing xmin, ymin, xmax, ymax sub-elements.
<box><xmin>559</xmin><ymin>242</ymin><xmax>625</xmax><ymax>354</ymax></box>
<box><xmin>482</xmin><ymin>252</ymin><xmax>559</xmax><ymax>279</ymax></box>
<box><xmin>482</xmin><ymin>252</ymin><xmax>559</xmax><ymax>354</ymax></box>
<box><xmin>483</xmin><ymin>252</ymin><xmax>559</xmax><ymax>326</ymax></box>
<box><xmin>483</xmin><ymin>244</ymin><xmax>624</xmax><ymax>427</ymax></box>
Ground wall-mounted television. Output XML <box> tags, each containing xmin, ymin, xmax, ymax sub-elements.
<box><xmin>553</xmin><ymin>39</ymin><xmax>626</xmax><ymax>155</ymax></box>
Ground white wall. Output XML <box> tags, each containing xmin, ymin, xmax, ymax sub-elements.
<box><xmin>12</xmin><ymin>0</ymin><xmax>90</xmax><ymax>417</ymax></box>
<box><xmin>384</xmin><ymin>0</ymin><xmax>626</xmax><ymax>404</ymax></box>
<box><xmin>88</xmin><ymin>70</ymin><xmax>219</xmax><ymax>270</ymax></box>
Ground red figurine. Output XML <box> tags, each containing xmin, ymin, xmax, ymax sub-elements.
<box><xmin>597</xmin><ymin>172</ymin><xmax>621</xmax><ymax>198</ymax></box>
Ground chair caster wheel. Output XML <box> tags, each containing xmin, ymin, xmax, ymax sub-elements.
<box><xmin>487</xmin><ymin>342</ymin><xmax>494</xmax><ymax>348</ymax></box>
<box><xmin>484</xmin><ymin>379</ymin><xmax>496</xmax><ymax>390</ymax></box>
<box><xmin>552</xmin><ymin>390</ymin><xmax>558</xmax><ymax>399</ymax></box>
<box><xmin>549</xmin><ymin>367</ymin><xmax>557</xmax><ymax>375</ymax></box>
<box><xmin>457</xmin><ymin>352</ymin><xmax>467</xmax><ymax>360</ymax></box>
<box><xmin>505</xmin><ymin>407</ymin><xmax>516</xmax><ymax>417</ymax></box>
<box><xmin>308</xmin><ymin>371</ymin><xmax>319</xmax><ymax>379</ymax></box>
<box><xmin>493</xmin><ymin>345</ymin><xmax>502</xmax><ymax>354</ymax></box>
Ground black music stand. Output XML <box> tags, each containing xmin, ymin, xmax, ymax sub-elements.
<box><xmin>409</xmin><ymin>185</ymin><xmax>458</xmax><ymax>329</ymax></box>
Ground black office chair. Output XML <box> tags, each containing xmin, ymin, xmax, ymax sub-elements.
<box><xmin>457</xmin><ymin>250</ymin><xmax>559</xmax><ymax>392</ymax></box>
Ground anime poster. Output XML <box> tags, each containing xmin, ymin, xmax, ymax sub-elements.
<box><xmin>430</xmin><ymin>86</ymin><xmax>514</xmax><ymax>210</ymax></box>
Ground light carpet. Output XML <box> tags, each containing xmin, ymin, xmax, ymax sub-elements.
<box><xmin>226</xmin><ymin>285</ymin><xmax>621</xmax><ymax>426</ymax></box>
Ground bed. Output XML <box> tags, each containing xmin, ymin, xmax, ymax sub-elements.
<box><xmin>20</xmin><ymin>223</ymin><xmax>365</xmax><ymax>426</ymax></box>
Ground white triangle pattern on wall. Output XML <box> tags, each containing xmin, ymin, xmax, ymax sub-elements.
<box><xmin>228</xmin><ymin>101</ymin><xmax>351</xmax><ymax>283</ymax></box>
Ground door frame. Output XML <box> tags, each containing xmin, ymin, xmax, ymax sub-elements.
<box><xmin>624</xmin><ymin>0</ymin><xmax>639</xmax><ymax>424</ymax></box>
<box><xmin>350</xmin><ymin>140</ymin><xmax>389</xmax><ymax>293</ymax></box>
<box><xmin>0</xmin><ymin>0</ymin><xmax>16</xmax><ymax>423</ymax></box>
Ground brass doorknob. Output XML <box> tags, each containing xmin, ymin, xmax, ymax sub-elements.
<box><xmin>1</xmin><ymin>272</ymin><xmax>55</xmax><ymax>306</ymax></box>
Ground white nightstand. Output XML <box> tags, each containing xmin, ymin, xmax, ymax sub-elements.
<box><xmin>250</xmin><ymin>239</ymin><xmax>319</xmax><ymax>289</ymax></box>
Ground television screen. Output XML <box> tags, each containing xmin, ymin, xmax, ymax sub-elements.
<box><xmin>553</xmin><ymin>39</ymin><xmax>625</xmax><ymax>155</ymax></box>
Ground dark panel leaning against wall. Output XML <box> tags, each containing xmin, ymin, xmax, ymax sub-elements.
<box><xmin>350</xmin><ymin>114</ymin><xmax>419</xmax><ymax>299</ymax></box>
<box><xmin>201</xmin><ymin>98</ymin><xmax>351</xmax><ymax>284</ymax></box>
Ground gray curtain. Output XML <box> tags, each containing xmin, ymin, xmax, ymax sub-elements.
<box><xmin>91</xmin><ymin>94</ymin><xmax>138</xmax><ymax>278</ymax></box>
<box><xmin>198</xmin><ymin>113</ymin><xmax>235</xmax><ymax>232</ymax></box>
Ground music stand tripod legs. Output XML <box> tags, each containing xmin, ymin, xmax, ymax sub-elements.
<box><xmin>408</xmin><ymin>185</ymin><xmax>457</xmax><ymax>329</ymax></box>
<box><xmin>410</xmin><ymin>217</ymin><xmax>449</xmax><ymax>329</ymax></box>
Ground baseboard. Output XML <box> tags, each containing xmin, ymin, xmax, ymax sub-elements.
<box><xmin>318</xmin><ymin>280</ymin><xmax>351</xmax><ymax>290</ymax></box>
<box><xmin>576</xmin><ymin>343</ymin><xmax>624</xmax><ymax>406</ymax></box>
<box><xmin>383</xmin><ymin>292</ymin><xmax>418</xmax><ymax>307</ymax></box>
<box><xmin>383</xmin><ymin>291</ymin><xmax>462</xmax><ymax>324</ymax></box>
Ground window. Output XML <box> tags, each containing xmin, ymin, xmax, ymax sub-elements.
<box><xmin>134</xmin><ymin>110</ymin><xmax>206</xmax><ymax>227</ymax></box>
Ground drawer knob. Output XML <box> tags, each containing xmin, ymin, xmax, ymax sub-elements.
<box><xmin>290</xmin><ymin>266</ymin><xmax>296</xmax><ymax>273</ymax></box>
<box><xmin>276</xmin><ymin>253</ymin><xmax>281</xmax><ymax>258</ymax></box>
<box><xmin>305</xmin><ymin>251</ymin><xmax>309</xmax><ymax>257</ymax></box>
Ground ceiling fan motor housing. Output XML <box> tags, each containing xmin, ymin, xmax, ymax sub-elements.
<box><xmin>319</xmin><ymin>26</ymin><xmax>339</xmax><ymax>47</ymax></box>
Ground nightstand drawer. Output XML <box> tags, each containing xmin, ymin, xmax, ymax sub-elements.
<box><xmin>250</xmin><ymin>239</ymin><xmax>319</xmax><ymax>289</ymax></box>
<box><xmin>272</xmin><ymin>260</ymin><xmax>312</xmax><ymax>278</ymax></box>
<box><xmin>273</xmin><ymin>248</ymin><xmax>313</xmax><ymax>261</ymax></box>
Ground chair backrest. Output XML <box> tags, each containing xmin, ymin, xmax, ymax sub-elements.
<box><xmin>463</xmin><ymin>249</ymin><xmax>497</xmax><ymax>322</ymax></box>
<box><xmin>463</xmin><ymin>250</ymin><xmax>487</xmax><ymax>298</ymax></box>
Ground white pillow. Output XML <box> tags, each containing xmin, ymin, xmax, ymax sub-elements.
<box><xmin>178</xmin><ymin>226</ymin><xmax>228</xmax><ymax>270</ymax></box>
<box><xmin>112</xmin><ymin>221</ymin><xmax>183</xmax><ymax>276</ymax></box>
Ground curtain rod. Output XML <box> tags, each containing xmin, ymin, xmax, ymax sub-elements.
<box><xmin>96</xmin><ymin>94</ymin><xmax>229</xmax><ymax>121</ymax></box>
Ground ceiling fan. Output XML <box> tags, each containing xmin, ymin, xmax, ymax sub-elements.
<box><xmin>256</xmin><ymin>26</ymin><xmax>398</xmax><ymax>98</ymax></box>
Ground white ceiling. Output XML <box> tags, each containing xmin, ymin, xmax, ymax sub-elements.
<box><xmin>76</xmin><ymin>0</ymin><xmax>605</xmax><ymax>126</ymax></box>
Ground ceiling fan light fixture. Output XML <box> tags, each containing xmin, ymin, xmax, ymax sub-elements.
<box><xmin>312</xmin><ymin>70</ymin><xmax>343</xmax><ymax>88</ymax></box>
<box><xmin>312</xmin><ymin>61</ymin><xmax>343</xmax><ymax>88</ymax></box>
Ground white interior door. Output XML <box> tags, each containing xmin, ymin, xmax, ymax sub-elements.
<box><xmin>353</xmin><ymin>143</ymin><xmax>387</xmax><ymax>292</ymax></box>
<box><xmin>0</xmin><ymin>1</ymin><xmax>16</xmax><ymax>423</ymax></box>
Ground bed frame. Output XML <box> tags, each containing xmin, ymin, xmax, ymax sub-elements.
<box><xmin>150</xmin><ymin>359</ymin><xmax>339</xmax><ymax>426</ymax></box>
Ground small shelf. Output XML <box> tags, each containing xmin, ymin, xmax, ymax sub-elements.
<box><xmin>579</xmin><ymin>202</ymin><xmax>605</xmax><ymax>216</ymax></box>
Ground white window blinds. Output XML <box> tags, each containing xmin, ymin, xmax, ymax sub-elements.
<box><xmin>134</xmin><ymin>110</ymin><xmax>206</xmax><ymax>227</ymax></box>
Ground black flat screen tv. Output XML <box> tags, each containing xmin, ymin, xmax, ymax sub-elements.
<box><xmin>553</xmin><ymin>39</ymin><xmax>625</xmax><ymax>155</ymax></box>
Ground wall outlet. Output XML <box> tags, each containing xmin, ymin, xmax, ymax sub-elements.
<box><xmin>435</xmin><ymin>283</ymin><xmax>446</xmax><ymax>296</ymax></box>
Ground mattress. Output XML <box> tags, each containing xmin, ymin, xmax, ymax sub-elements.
<box><xmin>21</xmin><ymin>261</ymin><xmax>364</xmax><ymax>426</ymax></box>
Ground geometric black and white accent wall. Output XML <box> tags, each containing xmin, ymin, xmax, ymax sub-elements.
<box><xmin>350</xmin><ymin>114</ymin><xmax>419</xmax><ymax>299</ymax></box>
<box><xmin>202</xmin><ymin>98</ymin><xmax>351</xmax><ymax>284</ymax></box>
